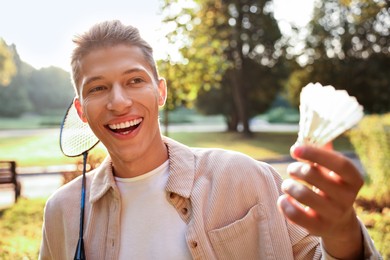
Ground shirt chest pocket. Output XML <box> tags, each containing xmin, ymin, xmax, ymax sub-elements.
<box><xmin>208</xmin><ymin>204</ymin><xmax>276</xmax><ymax>260</ymax></box>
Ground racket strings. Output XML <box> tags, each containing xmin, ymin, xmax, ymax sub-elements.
<box><xmin>60</xmin><ymin>102</ymin><xmax>100</xmax><ymax>157</ymax></box>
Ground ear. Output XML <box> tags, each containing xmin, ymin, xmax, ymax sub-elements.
<box><xmin>157</xmin><ymin>78</ymin><xmax>167</xmax><ymax>107</ymax></box>
<box><xmin>73</xmin><ymin>98</ymin><xmax>88</xmax><ymax>123</ymax></box>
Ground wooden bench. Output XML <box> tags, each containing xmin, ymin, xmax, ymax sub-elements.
<box><xmin>0</xmin><ymin>161</ymin><xmax>21</xmax><ymax>202</ymax></box>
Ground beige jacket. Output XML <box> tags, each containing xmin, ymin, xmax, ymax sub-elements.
<box><xmin>40</xmin><ymin>137</ymin><xmax>380</xmax><ymax>259</ymax></box>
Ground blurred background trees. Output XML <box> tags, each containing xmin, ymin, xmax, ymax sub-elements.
<box><xmin>285</xmin><ymin>0</ymin><xmax>390</xmax><ymax>113</ymax></box>
<box><xmin>159</xmin><ymin>0</ymin><xmax>287</xmax><ymax>134</ymax></box>
<box><xmin>158</xmin><ymin>0</ymin><xmax>389</xmax><ymax>134</ymax></box>
<box><xmin>0</xmin><ymin>39</ymin><xmax>16</xmax><ymax>86</ymax></box>
<box><xmin>0</xmin><ymin>41</ymin><xmax>74</xmax><ymax>118</ymax></box>
<box><xmin>1</xmin><ymin>0</ymin><xmax>389</xmax><ymax>124</ymax></box>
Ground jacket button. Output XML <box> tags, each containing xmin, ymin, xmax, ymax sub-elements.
<box><xmin>181</xmin><ymin>207</ymin><xmax>188</xmax><ymax>215</ymax></box>
<box><xmin>190</xmin><ymin>241</ymin><xmax>198</xmax><ymax>248</ymax></box>
<box><xmin>169</xmin><ymin>192</ymin><xmax>176</xmax><ymax>199</ymax></box>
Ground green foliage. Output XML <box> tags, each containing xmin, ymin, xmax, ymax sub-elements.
<box><xmin>355</xmin><ymin>206</ymin><xmax>390</xmax><ymax>259</ymax></box>
<box><xmin>0</xmin><ymin>42</ymin><xmax>74</xmax><ymax>118</ymax></box>
<box><xmin>159</xmin><ymin>107</ymin><xmax>201</xmax><ymax>124</ymax></box>
<box><xmin>286</xmin><ymin>54</ymin><xmax>390</xmax><ymax>113</ymax></box>
<box><xmin>196</xmin><ymin>57</ymin><xmax>286</xmax><ymax>130</ymax></box>
<box><xmin>0</xmin><ymin>198</ymin><xmax>46</xmax><ymax>259</ymax></box>
<box><xmin>266</xmin><ymin>107</ymin><xmax>299</xmax><ymax>124</ymax></box>
<box><xmin>349</xmin><ymin>113</ymin><xmax>390</xmax><ymax>206</ymax></box>
<box><xmin>286</xmin><ymin>0</ymin><xmax>390</xmax><ymax>113</ymax></box>
<box><xmin>0</xmin><ymin>44</ymin><xmax>33</xmax><ymax>117</ymax></box>
<box><xmin>0</xmin><ymin>39</ymin><xmax>16</xmax><ymax>86</ymax></box>
<box><xmin>62</xmin><ymin>150</ymin><xmax>107</xmax><ymax>184</ymax></box>
<box><xmin>160</xmin><ymin>0</ymin><xmax>287</xmax><ymax>133</ymax></box>
<box><xmin>0</xmin><ymin>80</ymin><xmax>32</xmax><ymax>117</ymax></box>
<box><xmin>27</xmin><ymin>66</ymin><xmax>74</xmax><ymax>114</ymax></box>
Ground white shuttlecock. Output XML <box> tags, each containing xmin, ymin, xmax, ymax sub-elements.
<box><xmin>296</xmin><ymin>82</ymin><xmax>364</xmax><ymax>147</ymax></box>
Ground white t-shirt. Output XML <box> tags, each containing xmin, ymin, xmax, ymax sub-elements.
<box><xmin>114</xmin><ymin>160</ymin><xmax>191</xmax><ymax>259</ymax></box>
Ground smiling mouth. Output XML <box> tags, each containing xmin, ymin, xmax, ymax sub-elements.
<box><xmin>107</xmin><ymin>118</ymin><xmax>143</xmax><ymax>134</ymax></box>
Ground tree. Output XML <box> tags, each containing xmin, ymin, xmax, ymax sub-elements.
<box><xmin>157</xmin><ymin>60</ymin><xmax>194</xmax><ymax>135</ymax></box>
<box><xmin>0</xmin><ymin>39</ymin><xmax>16</xmax><ymax>86</ymax></box>
<box><xmin>196</xmin><ymin>57</ymin><xmax>285</xmax><ymax>131</ymax></box>
<box><xmin>160</xmin><ymin>0</ymin><xmax>286</xmax><ymax>134</ymax></box>
<box><xmin>286</xmin><ymin>0</ymin><xmax>390</xmax><ymax>113</ymax></box>
<box><xmin>0</xmin><ymin>43</ymin><xmax>74</xmax><ymax>117</ymax></box>
<box><xmin>27</xmin><ymin>66</ymin><xmax>74</xmax><ymax>114</ymax></box>
<box><xmin>0</xmin><ymin>45</ymin><xmax>33</xmax><ymax>117</ymax></box>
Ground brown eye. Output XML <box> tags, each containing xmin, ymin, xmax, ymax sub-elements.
<box><xmin>128</xmin><ymin>77</ymin><xmax>144</xmax><ymax>85</ymax></box>
<box><xmin>89</xmin><ymin>85</ymin><xmax>106</xmax><ymax>93</ymax></box>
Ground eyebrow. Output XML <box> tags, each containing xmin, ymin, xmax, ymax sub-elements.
<box><xmin>122</xmin><ymin>68</ymin><xmax>150</xmax><ymax>77</ymax></box>
<box><xmin>82</xmin><ymin>68</ymin><xmax>150</xmax><ymax>88</ymax></box>
<box><xmin>82</xmin><ymin>76</ymin><xmax>104</xmax><ymax>88</ymax></box>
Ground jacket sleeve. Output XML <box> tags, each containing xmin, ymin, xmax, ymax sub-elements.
<box><xmin>320</xmin><ymin>219</ymin><xmax>383</xmax><ymax>260</ymax></box>
<box><xmin>266</xmin><ymin>164</ymin><xmax>382</xmax><ymax>259</ymax></box>
<box><xmin>39</xmin><ymin>200</ymin><xmax>53</xmax><ymax>260</ymax></box>
<box><xmin>38</xmin><ymin>183</ymin><xmax>80</xmax><ymax>260</ymax></box>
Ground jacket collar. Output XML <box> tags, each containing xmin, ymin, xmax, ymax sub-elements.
<box><xmin>89</xmin><ymin>157</ymin><xmax>117</xmax><ymax>203</ymax></box>
<box><xmin>89</xmin><ymin>136</ymin><xmax>195</xmax><ymax>204</ymax></box>
<box><xmin>163</xmin><ymin>136</ymin><xmax>195</xmax><ymax>198</ymax></box>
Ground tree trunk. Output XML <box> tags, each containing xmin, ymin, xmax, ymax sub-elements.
<box><xmin>230</xmin><ymin>4</ymin><xmax>251</xmax><ymax>136</ymax></box>
<box><xmin>230</xmin><ymin>69</ymin><xmax>250</xmax><ymax>135</ymax></box>
<box><xmin>226</xmin><ymin>111</ymin><xmax>239</xmax><ymax>132</ymax></box>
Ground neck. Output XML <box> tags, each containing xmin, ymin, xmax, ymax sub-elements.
<box><xmin>110</xmin><ymin>138</ymin><xmax>168</xmax><ymax>178</ymax></box>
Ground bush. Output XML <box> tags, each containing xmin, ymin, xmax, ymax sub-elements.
<box><xmin>62</xmin><ymin>151</ymin><xmax>106</xmax><ymax>185</ymax></box>
<box><xmin>266</xmin><ymin>107</ymin><xmax>300</xmax><ymax>124</ymax></box>
<box><xmin>349</xmin><ymin>113</ymin><xmax>390</xmax><ymax>207</ymax></box>
<box><xmin>355</xmin><ymin>206</ymin><xmax>390</xmax><ymax>258</ymax></box>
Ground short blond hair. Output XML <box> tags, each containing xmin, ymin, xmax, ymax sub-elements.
<box><xmin>71</xmin><ymin>20</ymin><xmax>159</xmax><ymax>94</ymax></box>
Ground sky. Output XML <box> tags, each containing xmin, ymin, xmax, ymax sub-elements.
<box><xmin>0</xmin><ymin>0</ymin><xmax>314</xmax><ymax>72</ymax></box>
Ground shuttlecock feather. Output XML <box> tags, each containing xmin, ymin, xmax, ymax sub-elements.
<box><xmin>296</xmin><ymin>83</ymin><xmax>364</xmax><ymax>147</ymax></box>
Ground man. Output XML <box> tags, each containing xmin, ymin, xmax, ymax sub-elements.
<box><xmin>40</xmin><ymin>20</ymin><xmax>381</xmax><ymax>259</ymax></box>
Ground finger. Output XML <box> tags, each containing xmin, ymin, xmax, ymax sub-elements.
<box><xmin>287</xmin><ymin>162</ymin><xmax>358</xmax><ymax>206</ymax></box>
<box><xmin>290</xmin><ymin>145</ymin><xmax>364</xmax><ymax>188</ymax></box>
<box><xmin>277</xmin><ymin>194</ymin><xmax>324</xmax><ymax>235</ymax></box>
<box><xmin>288</xmin><ymin>161</ymin><xmax>343</xmax><ymax>187</ymax></box>
<box><xmin>281</xmin><ymin>179</ymin><xmax>345</xmax><ymax>220</ymax></box>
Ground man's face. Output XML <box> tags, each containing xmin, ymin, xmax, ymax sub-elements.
<box><xmin>74</xmin><ymin>44</ymin><xmax>166</xmax><ymax>164</ymax></box>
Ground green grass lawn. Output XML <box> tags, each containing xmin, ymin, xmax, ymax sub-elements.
<box><xmin>0</xmin><ymin>128</ymin><xmax>388</xmax><ymax>258</ymax></box>
<box><xmin>0</xmin><ymin>130</ymin><xmax>354</xmax><ymax>167</ymax></box>
<box><xmin>0</xmin><ymin>198</ymin><xmax>46</xmax><ymax>259</ymax></box>
<box><xmin>0</xmin><ymin>196</ymin><xmax>388</xmax><ymax>259</ymax></box>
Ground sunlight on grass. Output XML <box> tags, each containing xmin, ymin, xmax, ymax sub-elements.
<box><xmin>171</xmin><ymin>132</ymin><xmax>294</xmax><ymax>159</ymax></box>
<box><xmin>0</xmin><ymin>130</ymin><xmax>353</xmax><ymax>167</ymax></box>
<box><xmin>0</xmin><ymin>129</ymin><xmax>387</xmax><ymax>258</ymax></box>
<box><xmin>0</xmin><ymin>132</ymin><xmax>107</xmax><ymax>167</ymax></box>
<box><xmin>0</xmin><ymin>198</ymin><xmax>46</xmax><ymax>259</ymax></box>
<box><xmin>171</xmin><ymin>131</ymin><xmax>352</xmax><ymax>160</ymax></box>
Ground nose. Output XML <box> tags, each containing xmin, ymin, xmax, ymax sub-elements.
<box><xmin>107</xmin><ymin>84</ymin><xmax>132</xmax><ymax>113</ymax></box>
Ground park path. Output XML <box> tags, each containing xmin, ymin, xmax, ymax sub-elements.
<box><xmin>1</xmin><ymin>122</ymin><xmax>364</xmax><ymax>209</ymax></box>
<box><xmin>1</xmin><ymin>156</ymin><xmax>363</xmax><ymax>210</ymax></box>
<box><xmin>0</xmin><ymin>173</ymin><xmax>63</xmax><ymax>209</ymax></box>
<box><xmin>0</xmin><ymin>163</ymin><xmax>291</xmax><ymax>210</ymax></box>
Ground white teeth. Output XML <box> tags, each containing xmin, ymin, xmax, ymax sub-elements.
<box><xmin>108</xmin><ymin>118</ymin><xmax>142</xmax><ymax>130</ymax></box>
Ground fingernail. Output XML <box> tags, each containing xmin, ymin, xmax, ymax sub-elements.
<box><xmin>286</xmin><ymin>162</ymin><xmax>301</xmax><ymax>174</ymax></box>
<box><xmin>281</xmin><ymin>179</ymin><xmax>294</xmax><ymax>192</ymax></box>
<box><xmin>301</xmin><ymin>164</ymin><xmax>311</xmax><ymax>175</ymax></box>
<box><xmin>291</xmin><ymin>145</ymin><xmax>304</xmax><ymax>158</ymax></box>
